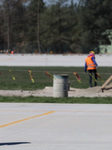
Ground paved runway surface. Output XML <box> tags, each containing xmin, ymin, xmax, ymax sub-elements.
<box><xmin>0</xmin><ymin>54</ymin><xmax>112</xmax><ymax>66</ymax></box>
<box><xmin>1</xmin><ymin>103</ymin><xmax>112</xmax><ymax>150</ymax></box>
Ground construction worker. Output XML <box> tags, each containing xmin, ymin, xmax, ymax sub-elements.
<box><xmin>84</xmin><ymin>51</ymin><xmax>98</xmax><ymax>87</ymax></box>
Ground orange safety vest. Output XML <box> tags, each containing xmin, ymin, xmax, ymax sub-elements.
<box><xmin>85</xmin><ymin>56</ymin><xmax>96</xmax><ymax>70</ymax></box>
<box><xmin>11</xmin><ymin>51</ymin><xmax>14</xmax><ymax>54</ymax></box>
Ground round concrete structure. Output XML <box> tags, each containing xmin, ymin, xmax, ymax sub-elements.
<box><xmin>53</xmin><ymin>74</ymin><xmax>68</xmax><ymax>97</ymax></box>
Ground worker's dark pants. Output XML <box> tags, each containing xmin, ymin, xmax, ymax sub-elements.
<box><xmin>88</xmin><ymin>69</ymin><xmax>97</xmax><ymax>87</ymax></box>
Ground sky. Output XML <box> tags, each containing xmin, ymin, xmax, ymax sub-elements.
<box><xmin>43</xmin><ymin>0</ymin><xmax>79</xmax><ymax>5</ymax></box>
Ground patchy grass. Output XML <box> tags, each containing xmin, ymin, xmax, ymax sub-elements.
<box><xmin>0</xmin><ymin>96</ymin><xmax>112</xmax><ymax>104</ymax></box>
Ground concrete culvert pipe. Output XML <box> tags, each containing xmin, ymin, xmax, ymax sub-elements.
<box><xmin>53</xmin><ymin>74</ymin><xmax>68</xmax><ymax>97</ymax></box>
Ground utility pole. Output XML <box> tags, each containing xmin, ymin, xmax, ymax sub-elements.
<box><xmin>37</xmin><ymin>0</ymin><xmax>41</xmax><ymax>53</ymax></box>
<box><xmin>7</xmin><ymin>11</ymin><xmax>10</xmax><ymax>51</ymax></box>
<box><xmin>4</xmin><ymin>0</ymin><xmax>10</xmax><ymax>51</ymax></box>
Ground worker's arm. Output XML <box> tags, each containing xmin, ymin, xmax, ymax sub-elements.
<box><xmin>91</xmin><ymin>57</ymin><xmax>98</xmax><ymax>67</ymax></box>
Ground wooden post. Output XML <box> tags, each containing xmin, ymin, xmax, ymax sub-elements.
<box><xmin>101</xmin><ymin>75</ymin><xmax>112</xmax><ymax>92</ymax></box>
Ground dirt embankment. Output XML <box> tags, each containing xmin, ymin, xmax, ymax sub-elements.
<box><xmin>0</xmin><ymin>85</ymin><xmax>112</xmax><ymax>97</ymax></box>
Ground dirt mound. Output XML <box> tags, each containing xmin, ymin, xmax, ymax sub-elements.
<box><xmin>0</xmin><ymin>86</ymin><xmax>112</xmax><ymax>97</ymax></box>
<box><xmin>69</xmin><ymin>86</ymin><xmax>112</xmax><ymax>97</ymax></box>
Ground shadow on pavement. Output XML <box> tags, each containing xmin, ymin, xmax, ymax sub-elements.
<box><xmin>0</xmin><ymin>142</ymin><xmax>31</xmax><ymax>146</ymax></box>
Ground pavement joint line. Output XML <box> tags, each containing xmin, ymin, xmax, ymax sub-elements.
<box><xmin>58</xmin><ymin>111</ymin><xmax>112</xmax><ymax>113</ymax></box>
<box><xmin>0</xmin><ymin>111</ymin><xmax>55</xmax><ymax>128</ymax></box>
<box><xmin>1</xmin><ymin>110</ymin><xmax>112</xmax><ymax>113</ymax></box>
<box><xmin>0</xmin><ymin>110</ymin><xmax>49</xmax><ymax>112</ymax></box>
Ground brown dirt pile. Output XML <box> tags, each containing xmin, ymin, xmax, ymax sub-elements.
<box><xmin>0</xmin><ymin>86</ymin><xmax>112</xmax><ymax>97</ymax></box>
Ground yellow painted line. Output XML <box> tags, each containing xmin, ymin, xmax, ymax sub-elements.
<box><xmin>0</xmin><ymin>111</ymin><xmax>55</xmax><ymax>128</ymax></box>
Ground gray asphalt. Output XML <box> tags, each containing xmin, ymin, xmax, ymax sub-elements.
<box><xmin>0</xmin><ymin>103</ymin><xmax>112</xmax><ymax>150</ymax></box>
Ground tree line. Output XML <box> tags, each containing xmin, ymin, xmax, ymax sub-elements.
<box><xmin>0</xmin><ymin>0</ymin><xmax>112</xmax><ymax>54</ymax></box>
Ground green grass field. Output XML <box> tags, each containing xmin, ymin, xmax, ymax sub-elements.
<box><xmin>0</xmin><ymin>66</ymin><xmax>112</xmax><ymax>103</ymax></box>
<box><xmin>0</xmin><ymin>66</ymin><xmax>111</xmax><ymax>90</ymax></box>
<box><xmin>0</xmin><ymin>96</ymin><xmax>112</xmax><ymax>104</ymax></box>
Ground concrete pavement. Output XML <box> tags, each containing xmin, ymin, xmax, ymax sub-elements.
<box><xmin>0</xmin><ymin>103</ymin><xmax>112</xmax><ymax>150</ymax></box>
<box><xmin>0</xmin><ymin>54</ymin><xmax>112</xmax><ymax>66</ymax></box>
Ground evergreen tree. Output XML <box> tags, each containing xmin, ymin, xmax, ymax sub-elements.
<box><xmin>25</xmin><ymin>0</ymin><xmax>45</xmax><ymax>53</ymax></box>
<box><xmin>78</xmin><ymin>0</ymin><xmax>112</xmax><ymax>53</ymax></box>
<box><xmin>40</xmin><ymin>0</ymin><xmax>79</xmax><ymax>53</ymax></box>
<box><xmin>0</xmin><ymin>4</ymin><xmax>6</xmax><ymax>50</ymax></box>
<box><xmin>0</xmin><ymin>0</ymin><xmax>26</xmax><ymax>52</ymax></box>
